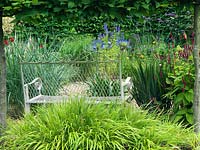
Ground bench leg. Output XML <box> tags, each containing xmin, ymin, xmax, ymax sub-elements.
<box><xmin>25</xmin><ymin>103</ymin><xmax>30</xmax><ymax>113</ymax></box>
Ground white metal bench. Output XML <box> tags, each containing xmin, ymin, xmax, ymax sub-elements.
<box><xmin>24</xmin><ymin>77</ymin><xmax>133</xmax><ymax>113</ymax></box>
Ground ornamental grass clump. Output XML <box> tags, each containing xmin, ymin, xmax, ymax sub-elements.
<box><xmin>1</xmin><ymin>99</ymin><xmax>198</xmax><ymax>150</ymax></box>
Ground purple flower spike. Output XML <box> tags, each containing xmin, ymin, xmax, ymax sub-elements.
<box><xmin>165</xmin><ymin>12</ymin><xmax>176</xmax><ymax>17</ymax></box>
<box><xmin>104</xmin><ymin>23</ymin><xmax>109</xmax><ymax>34</ymax></box>
<box><xmin>157</xmin><ymin>18</ymin><xmax>164</xmax><ymax>23</ymax></box>
<box><xmin>116</xmin><ymin>25</ymin><xmax>120</xmax><ymax>32</ymax></box>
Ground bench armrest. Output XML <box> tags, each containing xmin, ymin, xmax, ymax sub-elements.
<box><xmin>24</xmin><ymin>77</ymin><xmax>42</xmax><ymax>102</ymax></box>
<box><xmin>122</xmin><ymin>77</ymin><xmax>133</xmax><ymax>91</ymax></box>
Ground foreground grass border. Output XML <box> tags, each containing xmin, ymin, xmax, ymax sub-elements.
<box><xmin>0</xmin><ymin>99</ymin><xmax>199</xmax><ymax>150</ymax></box>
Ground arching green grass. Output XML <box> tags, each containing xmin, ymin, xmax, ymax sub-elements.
<box><xmin>1</xmin><ymin>98</ymin><xmax>199</xmax><ymax>150</ymax></box>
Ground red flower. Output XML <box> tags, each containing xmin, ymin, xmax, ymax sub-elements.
<box><xmin>9</xmin><ymin>37</ymin><xmax>14</xmax><ymax>42</ymax></box>
<box><xmin>169</xmin><ymin>32</ymin><xmax>173</xmax><ymax>39</ymax></box>
<box><xmin>39</xmin><ymin>44</ymin><xmax>43</xmax><ymax>48</ymax></box>
<box><xmin>3</xmin><ymin>40</ymin><xmax>9</xmax><ymax>46</ymax></box>
<box><xmin>183</xmin><ymin>32</ymin><xmax>187</xmax><ymax>40</ymax></box>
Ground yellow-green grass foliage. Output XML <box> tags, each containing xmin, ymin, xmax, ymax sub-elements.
<box><xmin>1</xmin><ymin>99</ymin><xmax>199</xmax><ymax>150</ymax></box>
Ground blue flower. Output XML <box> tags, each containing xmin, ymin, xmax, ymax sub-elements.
<box><xmin>101</xmin><ymin>42</ymin><xmax>105</xmax><ymax>49</ymax></box>
<box><xmin>92</xmin><ymin>39</ymin><xmax>103</xmax><ymax>51</ymax></box>
<box><xmin>92</xmin><ymin>23</ymin><xmax>132</xmax><ymax>51</ymax></box>
<box><xmin>98</xmin><ymin>33</ymin><xmax>105</xmax><ymax>39</ymax></box>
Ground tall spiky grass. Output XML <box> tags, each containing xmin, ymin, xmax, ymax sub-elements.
<box><xmin>129</xmin><ymin>58</ymin><xmax>171</xmax><ymax>109</ymax></box>
<box><xmin>6</xmin><ymin>35</ymin><xmax>27</xmax><ymax>117</ymax></box>
<box><xmin>6</xmin><ymin>34</ymin><xmax>65</xmax><ymax>117</ymax></box>
<box><xmin>1</xmin><ymin>99</ymin><xmax>198</xmax><ymax>149</ymax></box>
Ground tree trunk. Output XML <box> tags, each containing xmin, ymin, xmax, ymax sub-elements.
<box><xmin>0</xmin><ymin>8</ymin><xmax>7</xmax><ymax>131</ymax></box>
<box><xmin>194</xmin><ymin>0</ymin><xmax>200</xmax><ymax>134</ymax></box>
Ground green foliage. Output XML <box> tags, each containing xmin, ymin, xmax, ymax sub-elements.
<box><xmin>1</xmin><ymin>99</ymin><xmax>198</xmax><ymax>149</ymax></box>
<box><xmin>129</xmin><ymin>58</ymin><xmax>170</xmax><ymax>109</ymax></box>
<box><xmin>12</xmin><ymin>3</ymin><xmax>193</xmax><ymax>44</ymax></box>
<box><xmin>6</xmin><ymin>36</ymin><xmax>25</xmax><ymax>117</ymax></box>
<box><xmin>164</xmin><ymin>51</ymin><xmax>194</xmax><ymax>125</ymax></box>
<box><xmin>86</xmin><ymin>74</ymin><xmax>120</xmax><ymax>97</ymax></box>
<box><xmin>5</xmin><ymin>35</ymin><xmax>69</xmax><ymax>117</ymax></box>
<box><xmin>142</xmin><ymin>7</ymin><xmax>193</xmax><ymax>37</ymax></box>
<box><xmin>59</xmin><ymin>35</ymin><xmax>94</xmax><ymax>61</ymax></box>
<box><xmin>59</xmin><ymin>35</ymin><xmax>96</xmax><ymax>80</ymax></box>
<box><xmin>20</xmin><ymin>38</ymin><xmax>74</xmax><ymax>97</ymax></box>
<box><xmin>2</xmin><ymin>0</ymin><xmax>38</xmax><ymax>16</ymax></box>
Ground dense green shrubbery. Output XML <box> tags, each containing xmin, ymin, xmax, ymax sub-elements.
<box><xmin>163</xmin><ymin>45</ymin><xmax>195</xmax><ymax>126</ymax></box>
<box><xmin>1</xmin><ymin>99</ymin><xmax>198</xmax><ymax>149</ymax></box>
<box><xmin>59</xmin><ymin>35</ymin><xmax>94</xmax><ymax>61</ymax></box>
<box><xmin>13</xmin><ymin>6</ymin><xmax>193</xmax><ymax>43</ymax></box>
<box><xmin>118</xmin><ymin>21</ymin><xmax>195</xmax><ymax>125</ymax></box>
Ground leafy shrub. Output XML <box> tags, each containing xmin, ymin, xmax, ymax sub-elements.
<box><xmin>164</xmin><ymin>45</ymin><xmax>194</xmax><ymax>125</ymax></box>
<box><xmin>14</xmin><ymin>6</ymin><xmax>193</xmax><ymax>40</ymax></box>
<box><xmin>59</xmin><ymin>35</ymin><xmax>94</xmax><ymax>61</ymax></box>
<box><xmin>1</xmin><ymin>99</ymin><xmax>198</xmax><ymax>149</ymax></box>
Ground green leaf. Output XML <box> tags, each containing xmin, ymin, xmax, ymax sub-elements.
<box><xmin>186</xmin><ymin>113</ymin><xmax>193</xmax><ymax>124</ymax></box>
<box><xmin>173</xmin><ymin>115</ymin><xmax>183</xmax><ymax>123</ymax></box>
<box><xmin>174</xmin><ymin>93</ymin><xmax>184</xmax><ymax>104</ymax></box>
<box><xmin>184</xmin><ymin>89</ymin><xmax>193</xmax><ymax>103</ymax></box>
<box><xmin>176</xmin><ymin>109</ymin><xmax>187</xmax><ymax>115</ymax></box>
<box><xmin>108</xmin><ymin>4</ymin><xmax>115</xmax><ymax>7</ymax></box>
<box><xmin>126</xmin><ymin>7</ymin><xmax>133</xmax><ymax>11</ymax></box>
<box><xmin>166</xmin><ymin>78</ymin><xmax>173</xmax><ymax>85</ymax></box>
<box><xmin>3</xmin><ymin>6</ymin><xmax>12</xmax><ymax>11</ymax></box>
<box><xmin>141</xmin><ymin>4</ymin><xmax>149</xmax><ymax>10</ymax></box>
<box><xmin>82</xmin><ymin>0</ymin><xmax>91</xmax><ymax>5</ymax></box>
<box><xmin>32</xmin><ymin>0</ymin><xmax>38</xmax><ymax>5</ymax></box>
<box><xmin>145</xmin><ymin>0</ymin><xmax>151</xmax><ymax>3</ymax></box>
<box><xmin>155</xmin><ymin>2</ymin><xmax>160</xmax><ymax>8</ymax></box>
<box><xmin>53</xmin><ymin>7</ymin><xmax>62</xmax><ymax>12</ymax></box>
<box><xmin>68</xmin><ymin>1</ymin><xmax>75</xmax><ymax>8</ymax></box>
